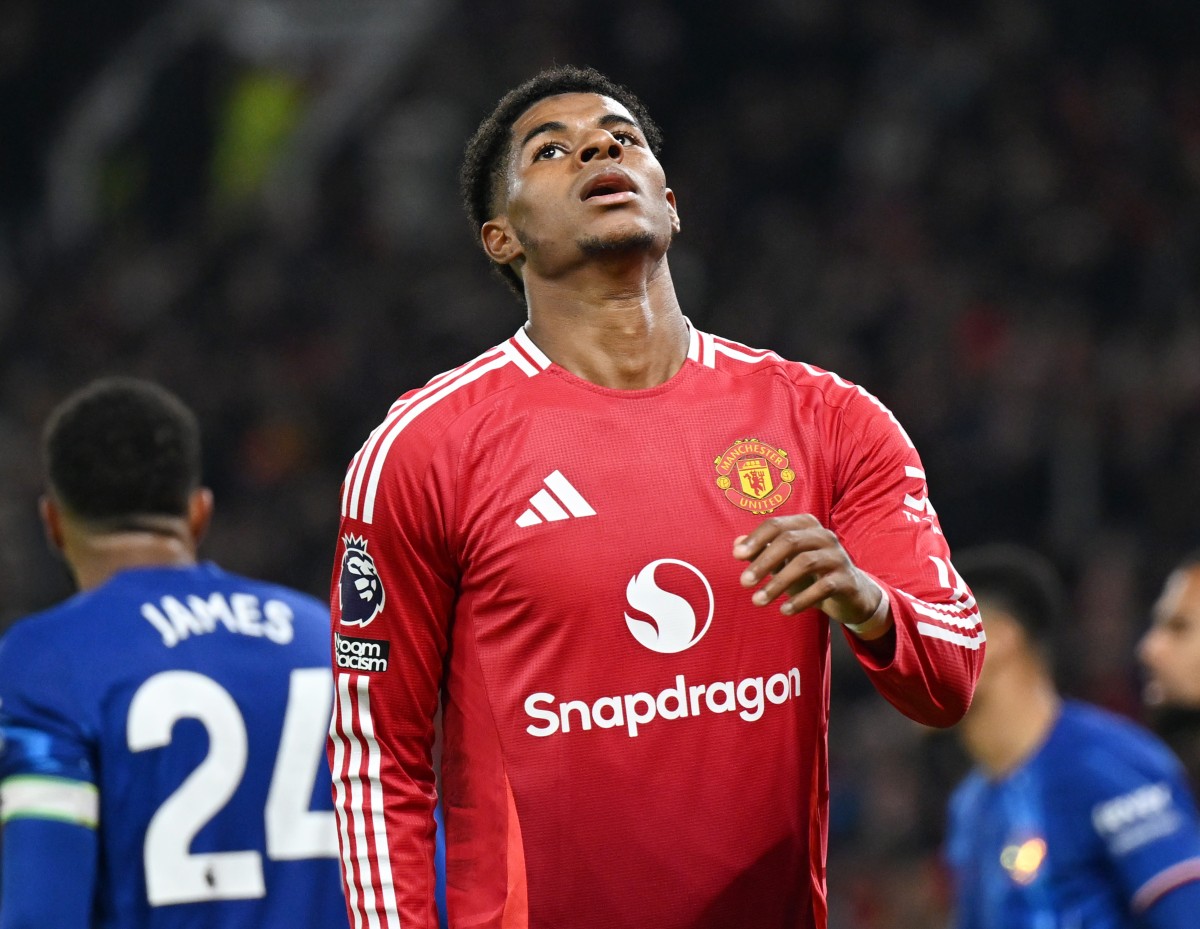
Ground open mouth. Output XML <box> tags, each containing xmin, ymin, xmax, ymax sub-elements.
<box><xmin>582</xmin><ymin>172</ymin><xmax>637</xmax><ymax>201</ymax></box>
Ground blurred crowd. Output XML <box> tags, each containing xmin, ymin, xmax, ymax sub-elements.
<box><xmin>2</xmin><ymin>0</ymin><xmax>1198</xmax><ymax>925</ymax></box>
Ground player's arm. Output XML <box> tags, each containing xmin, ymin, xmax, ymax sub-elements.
<box><xmin>1141</xmin><ymin>880</ymin><xmax>1200</xmax><ymax>929</ymax></box>
<box><xmin>0</xmin><ymin>632</ymin><xmax>101</xmax><ymax>929</ymax></box>
<box><xmin>329</xmin><ymin>440</ymin><xmax>456</xmax><ymax>929</ymax></box>
<box><xmin>735</xmin><ymin>380</ymin><xmax>983</xmax><ymax>726</ymax></box>
<box><xmin>1</xmin><ymin>804</ymin><xmax>98</xmax><ymax>929</ymax></box>
<box><xmin>1086</xmin><ymin>751</ymin><xmax>1200</xmax><ymax>929</ymax></box>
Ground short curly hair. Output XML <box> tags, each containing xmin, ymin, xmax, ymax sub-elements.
<box><xmin>43</xmin><ymin>377</ymin><xmax>201</xmax><ymax>524</ymax></box>
<box><xmin>459</xmin><ymin>65</ymin><xmax>664</xmax><ymax>296</ymax></box>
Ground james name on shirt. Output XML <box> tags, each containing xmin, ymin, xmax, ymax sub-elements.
<box><xmin>140</xmin><ymin>591</ymin><xmax>296</xmax><ymax>647</ymax></box>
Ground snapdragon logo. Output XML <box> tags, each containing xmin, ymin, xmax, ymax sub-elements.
<box><xmin>525</xmin><ymin>669</ymin><xmax>801</xmax><ymax>739</ymax></box>
<box><xmin>523</xmin><ymin>557</ymin><xmax>801</xmax><ymax>739</ymax></box>
<box><xmin>624</xmin><ymin>558</ymin><xmax>713</xmax><ymax>653</ymax></box>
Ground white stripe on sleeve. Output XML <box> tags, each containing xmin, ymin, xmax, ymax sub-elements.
<box><xmin>0</xmin><ymin>775</ymin><xmax>99</xmax><ymax>827</ymax></box>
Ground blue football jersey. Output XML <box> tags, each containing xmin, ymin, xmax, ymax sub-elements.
<box><xmin>0</xmin><ymin>563</ymin><xmax>348</xmax><ymax>929</ymax></box>
<box><xmin>946</xmin><ymin>701</ymin><xmax>1200</xmax><ymax>929</ymax></box>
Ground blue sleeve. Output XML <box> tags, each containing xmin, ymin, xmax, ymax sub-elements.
<box><xmin>434</xmin><ymin>803</ymin><xmax>448</xmax><ymax>929</ymax></box>
<box><xmin>1080</xmin><ymin>735</ymin><xmax>1200</xmax><ymax>923</ymax></box>
<box><xmin>1140</xmin><ymin>877</ymin><xmax>1200</xmax><ymax>929</ymax></box>
<box><xmin>0</xmin><ymin>818</ymin><xmax>97</xmax><ymax>929</ymax></box>
<box><xmin>0</xmin><ymin>626</ymin><xmax>102</xmax><ymax>928</ymax></box>
<box><xmin>0</xmin><ymin>626</ymin><xmax>96</xmax><ymax>786</ymax></box>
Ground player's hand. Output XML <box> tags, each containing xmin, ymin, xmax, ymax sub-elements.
<box><xmin>732</xmin><ymin>514</ymin><xmax>887</xmax><ymax>630</ymax></box>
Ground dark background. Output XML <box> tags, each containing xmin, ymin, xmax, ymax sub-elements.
<box><xmin>3</xmin><ymin>1</ymin><xmax>1199</xmax><ymax>924</ymax></box>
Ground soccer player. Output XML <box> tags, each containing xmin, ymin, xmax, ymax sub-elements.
<box><xmin>0</xmin><ymin>378</ymin><xmax>349</xmax><ymax>929</ymax></box>
<box><xmin>1139</xmin><ymin>552</ymin><xmax>1200</xmax><ymax>790</ymax></box>
<box><xmin>328</xmin><ymin>66</ymin><xmax>983</xmax><ymax>929</ymax></box>
<box><xmin>945</xmin><ymin>544</ymin><xmax>1200</xmax><ymax>928</ymax></box>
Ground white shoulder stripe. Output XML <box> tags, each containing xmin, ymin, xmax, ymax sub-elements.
<box><xmin>512</xmin><ymin>326</ymin><xmax>552</xmax><ymax>369</ymax></box>
<box><xmin>343</xmin><ymin>339</ymin><xmax>545</xmax><ymax>524</ymax></box>
<box><xmin>502</xmin><ymin>338</ymin><xmax>542</xmax><ymax>376</ymax></box>
<box><xmin>0</xmin><ymin>775</ymin><xmax>98</xmax><ymax>827</ymax></box>
<box><xmin>798</xmin><ymin>361</ymin><xmax>915</xmax><ymax>450</ymax></box>
<box><xmin>343</xmin><ymin>345</ymin><xmax>507</xmax><ymax>519</ymax></box>
<box><xmin>360</xmin><ymin>353</ymin><xmax>512</xmax><ymax>524</ymax></box>
<box><xmin>685</xmin><ymin>321</ymin><xmax>717</xmax><ymax>367</ymax></box>
<box><xmin>713</xmin><ymin>341</ymin><xmax>781</xmax><ymax>364</ymax></box>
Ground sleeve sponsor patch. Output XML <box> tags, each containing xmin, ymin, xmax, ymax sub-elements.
<box><xmin>334</xmin><ymin>633</ymin><xmax>390</xmax><ymax>673</ymax></box>
<box><xmin>1092</xmin><ymin>782</ymin><xmax>1183</xmax><ymax>855</ymax></box>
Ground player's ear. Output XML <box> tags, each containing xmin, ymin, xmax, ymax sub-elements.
<box><xmin>481</xmin><ymin>216</ymin><xmax>524</xmax><ymax>267</ymax></box>
<box><xmin>39</xmin><ymin>495</ymin><xmax>65</xmax><ymax>553</ymax></box>
<box><xmin>188</xmin><ymin>487</ymin><xmax>214</xmax><ymax>547</ymax></box>
<box><xmin>666</xmin><ymin>188</ymin><xmax>680</xmax><ymax>234</ymax></box>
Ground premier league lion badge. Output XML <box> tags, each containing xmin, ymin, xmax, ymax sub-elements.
<box><xmin>339</xmin><ymin>534</ymin><xmax>385</xmax><ymax>626</ymax></box>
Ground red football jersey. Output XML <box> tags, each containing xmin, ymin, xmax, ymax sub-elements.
<box><xmin>329</xmin><ymin>324</ymin><xmax>983</xmax><ymax>929</ymax></box>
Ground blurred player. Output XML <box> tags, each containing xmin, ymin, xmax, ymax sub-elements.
<box><xmin>328</xmin><ymin>66</ymin><xmax>983</xmax><ymax>929</ymax></box>
<box><xmin>0</xmin><ymin>377</ymin><xmax>348</xmax><ymax>929</ymax></box>
<box><xmin>946</xmin><ymin>544</ymin><xmax>1200</xmax><ymax>928</ymax></box>
<box><xmin>1139</xmin><ymin>552</ymin><xmax>1200</xmax><ymax>790</ymax></box>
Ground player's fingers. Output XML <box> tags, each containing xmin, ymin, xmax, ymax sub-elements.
<box><xmin>739</xmin><ymin>530</ymin><xmax>815</xmax><ymax>588</ymax></box>
<box><xmin>742</xmin><ymin>520</ymin><xmax>844</xmax><ymax>586</ymax></box>
<box><xmin>732</xmin><ymin>514</ymin><xmax>819</xmax><ymax>561</ymax></box>
<box><xmin>752</xmin><ymin>548</ymin><xmax>839</xmax><ymax>605</ymax></box>
<box><xmin>780</xmin><ymin>570</ymin><xmax>847</xmax><ymax>615</ymax></box>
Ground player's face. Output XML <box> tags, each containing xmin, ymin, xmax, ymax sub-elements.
<box><xmin>1138</xmin><ymin>565</ymin><xmax>1200</xmax><ymax>708</ymax></box>
<box><xmin>489</xmin><ymin>93</ymin><xmax>679</xmax><ymax>277</ymax></box>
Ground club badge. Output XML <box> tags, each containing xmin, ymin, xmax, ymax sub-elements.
<box><xmin>714</xmin><ymin>438</ymin><xmax>795</xmax><ymax>515</ymax></box>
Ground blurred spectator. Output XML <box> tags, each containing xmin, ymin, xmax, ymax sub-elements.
<box><xmin>1139</xmin><ymin>553</ymin><xmax>1200</xmax><ymax>791</ymax></box>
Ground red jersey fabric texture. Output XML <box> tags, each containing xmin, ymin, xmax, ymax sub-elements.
<box><xmin>329</xmin><ymin>323</ymin><xmax>984</xmax><ymax>929</ymax></box>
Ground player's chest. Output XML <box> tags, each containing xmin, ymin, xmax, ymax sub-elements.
<box><xmin>456</xmin><ymin>398</ymin><xmax>831</xmax><ymax>568</ymax></box>
<box><xmin>451</xmin><ymin>399</ymin><xmax>832</xmax><ymax>658</ymax></box>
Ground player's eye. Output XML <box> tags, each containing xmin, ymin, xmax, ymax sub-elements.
<box><xmin>613</xmin><ymin>131</ymin><xmax>640</xmax><ymax>146</ymax></box>
<box><xmin>533</xmin><ymin>141</ymin><xmax>566</xmax><ymax>161</ymax></box>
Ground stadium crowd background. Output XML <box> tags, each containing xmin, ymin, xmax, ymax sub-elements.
<box><xmin>2</xmin><ymin>0</ymin><xmax>1198</xmax><ymax>925</ymax></box>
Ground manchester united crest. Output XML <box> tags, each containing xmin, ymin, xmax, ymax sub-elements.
<box><xmin>714</xmin><ymin>439</ymin><xmax>796</xmax><ymax>514</ymax></box>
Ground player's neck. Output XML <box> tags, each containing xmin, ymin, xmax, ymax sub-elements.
<box><xmin>67</xmin><ymin>530</ymin><xmax>198</xmax><ymax>592</ymax></box>
<box><xmin>523</xmin><ymin>261</ymin><xmax>689</xmax><ymax>390</ymax></box>
<box><xmin>961</xmin><ymin>670</ymin><xmax>1061</xmax><ymax>778</ymax></box>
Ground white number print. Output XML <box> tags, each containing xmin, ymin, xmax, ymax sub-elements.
<box><xmin>127</xmin><ymin>668</ymin><xmax>337</xmax><ymax>906</ymax></box>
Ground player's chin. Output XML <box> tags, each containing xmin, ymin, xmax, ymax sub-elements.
<box><xmin>578</xmin><ymin>228</ymin><xmax>663</xmax><ymax>257</ymax></box>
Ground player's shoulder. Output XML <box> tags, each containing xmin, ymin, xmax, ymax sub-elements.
<box><xmin>704</xmin><ymin>328</ymin><xmax>875</xmax><ymax>407</ymax></box>
<box><xmin>1056</xmin><ymin>700</ymin><xmax>1184</xmax><ymax>785</ymax></box>
<box><xmin>209</xmin><ymin>564</ymin><xmax>329</xmax><ymax>620</ymax></box>
<box><xmin>701</xmin><ymin>326</ymin><xmax>911</xmax><ymax>449</ymax></box>
<box><xmin>344</xmin><ymin>333</ymin><xmax>544</xmax><ymax>474</ymax></box>
<box><xmin>0</xmin><ymin>596</ymin><xmax>84</xmax><ymax>656</ymax></box>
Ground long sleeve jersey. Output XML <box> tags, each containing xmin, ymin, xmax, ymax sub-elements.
<box><xmin>328</xmin><ymin>323</ymin><xmax>984</xmax><ymax>929</ymax></box>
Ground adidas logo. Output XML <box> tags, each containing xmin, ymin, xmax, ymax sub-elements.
<box><xmin>516</xmin><ymin>471</ymin><xmax>596</xmax><ymax>527</ymax></box>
